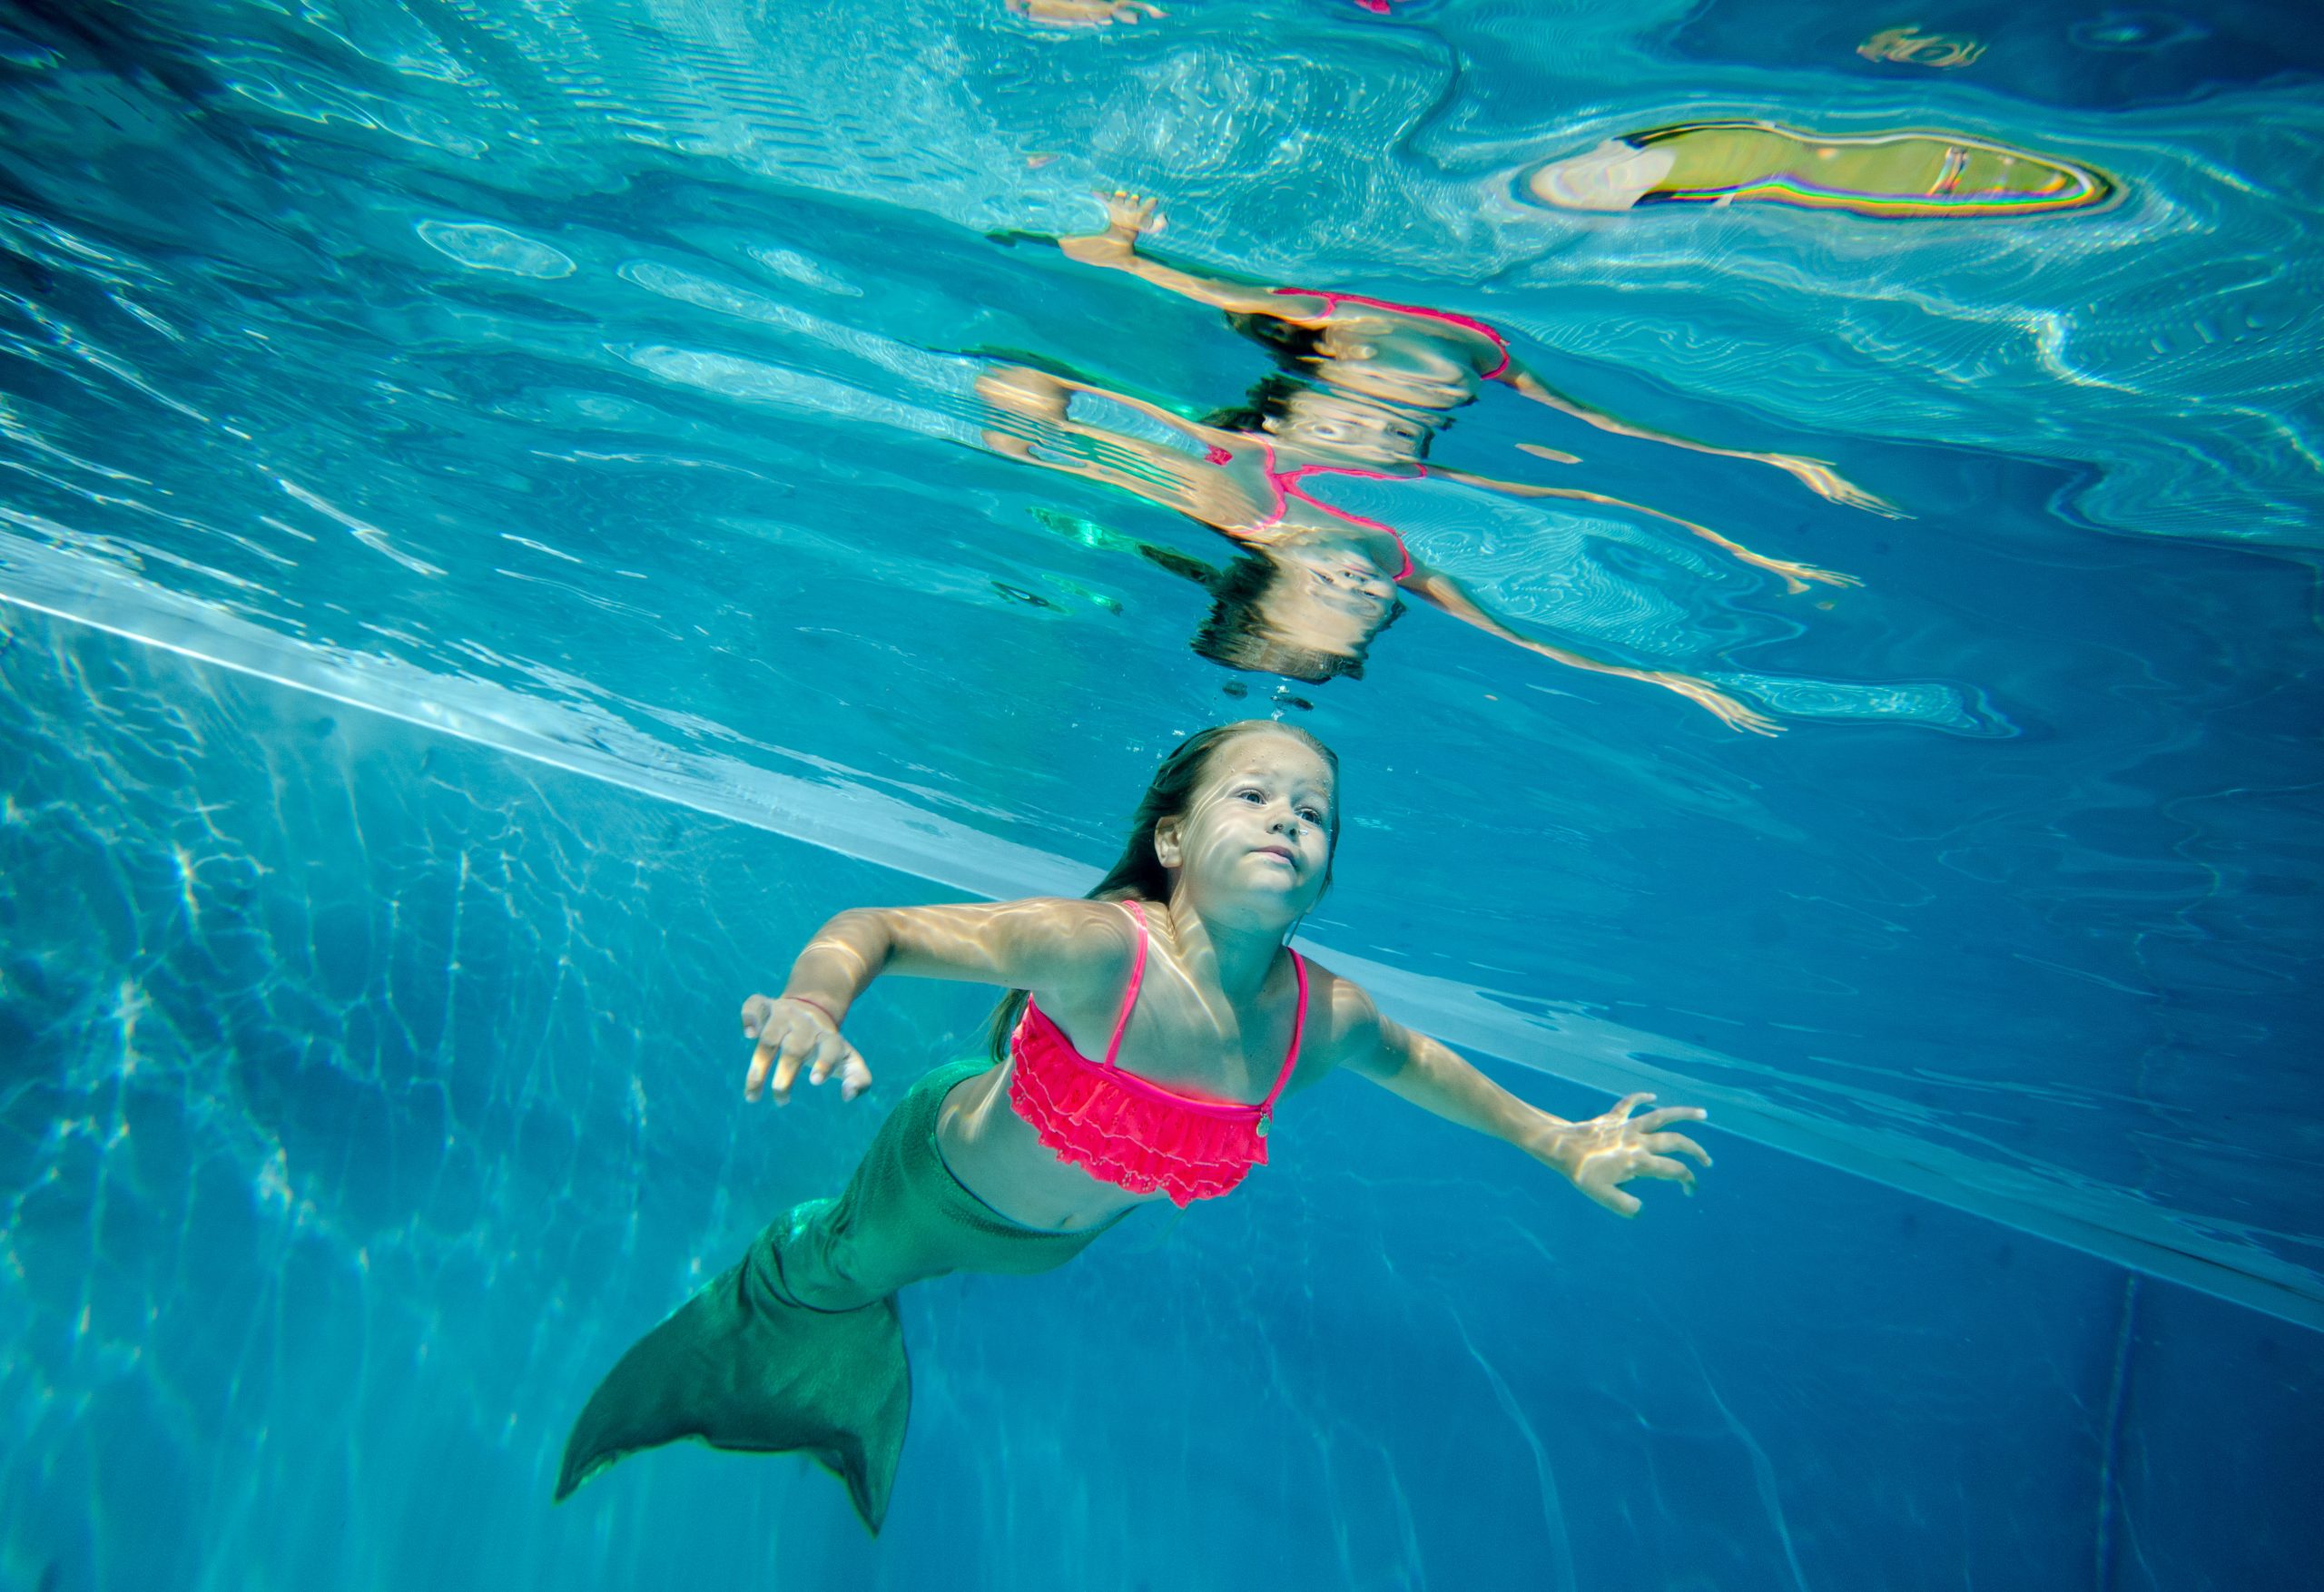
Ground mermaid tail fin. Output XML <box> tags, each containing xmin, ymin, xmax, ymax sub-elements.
<box><xmin>553</xmin><ymin>1247</ymin><xmax>911</xmax><ymax>1533</ymax></box>
<box><xmin>553</xmin><ymin>1059</ymin><xmax>1113</xmax><ymax>1531</ymax></box>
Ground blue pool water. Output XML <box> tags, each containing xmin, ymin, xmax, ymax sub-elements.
<box><xmin>1</xmin><ymin>1</ymin><xmax>2319</xmax><ymax>1587</ymax></box>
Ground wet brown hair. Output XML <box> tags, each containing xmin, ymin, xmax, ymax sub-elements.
<box><xmin>1191</xmin><ymin>551</ymin><xmax>1404</xmax><ymax>683</ymax></box>
<box><xmin>1199</xmin><ymin>371</ymin><xmax>1306</xmax><ymax>435</ymax></box>
<box><xmin>986</xmin><ymin>721</ymin><xmax>1341</xmax><ymax>1059</ymax></box>
<box><xmin>1225</xmin><ymin>309</ymin><xmax>1326</xmax><ymax>369</ymax></box>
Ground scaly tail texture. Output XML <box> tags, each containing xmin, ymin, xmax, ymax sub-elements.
<box><xmin>555</xmin><ymin>1204</ymin><xmax>911</xmax><ymax>1531</ymax></box>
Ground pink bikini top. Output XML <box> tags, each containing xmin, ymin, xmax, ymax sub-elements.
<box><xmin>1009</xmin><ymin>901</ymin><xmax>1308</xmax><ymax>1207</ymax></box>
<box><xmin>1271</xmin><ymin>285</ymin><xmax>1512</xmax><ymax>379</ymax></box>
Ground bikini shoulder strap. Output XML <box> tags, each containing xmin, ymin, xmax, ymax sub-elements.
<box><xmin>1258</xmin><ymin>950</ymin><xmax>1310</xmax><ymax>1113</ymax></box>
<box><xmin>1101</xmin><ymin>899</ymin><xmax>1152</xmax><ymax>1069</ymax></box>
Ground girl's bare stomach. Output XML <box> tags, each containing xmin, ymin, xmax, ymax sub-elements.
<box><xmin>935</xmin><ymin>1061</ymin><xmax>1163</xmax><ymax>1232</ymax></box>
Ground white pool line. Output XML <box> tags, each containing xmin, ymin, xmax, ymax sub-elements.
<box><xmin>4</xmin><ymin>531</ymin><xmax>2319</xmax><ymax>1333</ymax></box>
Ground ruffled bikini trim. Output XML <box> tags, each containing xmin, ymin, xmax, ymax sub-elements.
<box><xmin>1009</xmin><ymin>1019</ymin><xmax>1268</xmax><ymax>1209</ymax></box>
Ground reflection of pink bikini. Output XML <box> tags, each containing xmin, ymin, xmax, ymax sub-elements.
<box><xmin>1198</xmin><ymin>285</ymin><xmax>1512</xmax><ymax>585</ymax></box>
<box><xmin>1123</xmin><ymin>286</ymin><xmax>1509</xmax><ymax>587</ymax></box>
<box><xmin>1200</xmin><ymin>438</ymin><xmax>1417</xmax><ymax>583</ymax></box>
<box><xmin>1269</xmin><ymin>285</ymin><xmax>1512</xmax><ymax>380</ymax></box>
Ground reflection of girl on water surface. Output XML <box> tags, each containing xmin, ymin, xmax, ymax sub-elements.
<box><xmin>978</xmin><ymin>359</ymin><xmax>1826</xmax><ymax>732</ymax></box>
<box><xmin>1057</xmin><ymin>192</ymin><xmax>1899</xmax><ymax>516</ymax></box>
<box><xmin>557</xmin><ymin>722</ymin><xmax>1710</xmax><ymax>1528</ymax></box>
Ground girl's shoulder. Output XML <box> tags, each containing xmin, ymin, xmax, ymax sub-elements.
<box><xmin>980</xmin><ymin>895</ymin><xmax>1147</xmax><ymax>1006</ymax></box>
<box><xmin>1009</xmin><ymin>894</ymin><xmax>1148</xmax><ymax>941</ymax></box>
<box><xmin>1288</xmin><ymin>954</ymin><xmax>1387</xmax><ymax>1053</ymax></box>
<box><xmin>951</xmin><ymin>894</ymin><xmax>1146</xmax><ymax>967</ymax></box>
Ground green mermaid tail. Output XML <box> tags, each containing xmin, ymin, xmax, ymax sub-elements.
<box><xmin>554</xmin><ymin>1056</ymin><xmax>1118</xmax><ymax>1533</ymax></box>
<box><xmin>554</xmin><ymin>1210</ymin><xmax>913</xmax><ymax>1528</ymax></box>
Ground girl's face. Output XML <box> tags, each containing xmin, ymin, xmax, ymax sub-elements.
<box><xmin>1154</xmin><ymin>730</ymin><xmax>1335</xmax><ymax>927</ymax></box>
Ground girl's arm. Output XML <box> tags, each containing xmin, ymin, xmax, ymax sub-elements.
<box><xmin>741</xmin><ymin>899</ymin><xmax>1135</xmax><ymax>1105</ymax></box>
<box><xmin>1498</xmin><ymin>363</ymin><xmax>1902</xmax><ymax>518</ymax></box>
<box><xmin>1057</xmin><ymin>192</ymin><xmax>1290</xmax><ymax>316</ymax></box>
<box><xmin>1330</xmin><ymin>988</ymin><xmax>1710</xmax><ymax>1217</ymax></box>
<box><xmin>1426</xmin><ymin>466</ymin><xmax>1860</xmax><ymax>594</ymax></box>
<box><xmin>1401</xmin><ymin>565</ymin><xmax>1783</xmax><ymax>735</ymax></box>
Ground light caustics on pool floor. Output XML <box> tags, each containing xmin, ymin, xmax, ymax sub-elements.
<box><xmin>5</xmin><ymin>534</ymin><xmax>2316</xmax><ymax>1335</ymax></box>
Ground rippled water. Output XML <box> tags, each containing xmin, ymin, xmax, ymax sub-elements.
<box><xmin>1</xmin><ymin>1</ymin><xmax>2319</xmax><ymax>1588</ymax></box>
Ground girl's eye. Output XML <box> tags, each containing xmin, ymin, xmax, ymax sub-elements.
<box><xmin>1237</xmin><ymin>790</ymin><xmax>1265</xmax><ymax>803</ymax></box>
<box><xmin>1299</xmin><ymin>809</ymin><xmax>1324</xmax><ymax>823</ymax></box>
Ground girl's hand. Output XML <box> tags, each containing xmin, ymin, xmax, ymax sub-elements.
<box><xmin>741</xmin><ymin>994</ymin><xmax>873</xmax><ymax>1105</ymax></box>
<box><xmin>1541</xmin><ymin>1093</ymin><xmax>1711</xmax><ymax>1218</ymax></box>
<box><xmin>1059</xmin><ymin>191</ymin><xmax>1163</xmax><ymax>264</ymax></box>
<box><xmin>1097</xmin><ymin>189</ymin><xmax>1161</xmax><ymax>236</ymax></box>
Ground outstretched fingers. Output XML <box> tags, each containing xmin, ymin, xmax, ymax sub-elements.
<box><xmin>1717</xmin><ymin>699</ymin><xmax>1785</xmax><ymax>737</ymax></box>
<box><xmin>1098</xmin><ymin>189</ymin><xmax>1161</xmax><ymax>231</ymax></box>
<box><xmin>1646</xmin><ymin>1131</ymin><xmax>1712</xmax><ymax>1167</ymax></box>
<box><xmin>805</xmin><ymin>1031</ymin><xmax>871</xmax><ymax>1096</ymax></box>
<box><xmin>1760</xmin><ymin>558</ymin><xmax>1864</xmax><ymax>594</ymax></box>
<box><xmin>744</xmin><ymin>1025</ymin><xmax>784</xmax><ymax>1100</ymax></box>
<box><xmin>1654</xmin><ymin>675</ymin><xmax>1785</xmax><ymax>737</ymax></box>
<box><xmin>741</xmin><ymin>996</ymin><xmax>770</xmax><ymax>1039</ymax></box>
<box><xmin>1568</xmin><ymin>1091</ymin><xmax>1716</xmax><ymax>1217</ymax></box>
<box><xmin>741</xmin><ymin>995</ymin><xmax>870</xmax><ymax>1105</ymax></box>
<box><xmin>1590</xmin><ymin>1184</ymin><xmax>1644</xmax><ymax>1219</ymax></box>
<box><xmin>764</xmin><ymin>1023</ymin><xmax>821</xmax><ymax>1104</ymax></box>
<box><xmin>1634</xmin><ymin>1153</ymin><xmax>1699</xmax><ymax>1194</ymax></box>
<box><xmin>1777</xmin><ymin>456</ymin><xmax>1906</xmax><ymax>519</ymax></box>
<box><xmin>743</xmin><ymin>994</ymin><xmax>781</xmax><ymax>1097</ymax></box>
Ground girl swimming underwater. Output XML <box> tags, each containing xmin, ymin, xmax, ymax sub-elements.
<box><xmin>976</xmin><ymin>361</ymin><xmax>1813</xmax><ymax>731</ymax></box>
<box><xmin>556</xmin><ymin>722</ymin><xmax>1709</xmax><ymax>1530</ymax></box>
<box><xmin>1056</xmin><ymin>192</ymin><xmax>1898</xmax><ymax>516</ymax></box>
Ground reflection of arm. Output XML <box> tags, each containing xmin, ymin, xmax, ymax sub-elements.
<box><xmin>976</xmin><ymin>367</ymin><xmax>1215</xmax><ymax>514</ymax></box>
<box><xmin>1056</xmin><ymin>197</ymin><xmax>1285</xmax><ymax>316</ymax></box>
<box><xmin>1428</xmin><ymin>466</ymin><xmax>1859</xmax><ymax>593</ymax></box>
<box><xmin>1501</xmin><ymin>362</ymin><xmax>1730</xmax><ymax>454</ymax></box>
<box><xmin>1498</xmin><ymin>362</ymin><xmax>1900</xmax><ymax>517</ymax></box>
<box><xmin>1403</xmin><ymin>566</ymin><xmax>1781</xmax><ymax>735</ymax></box>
